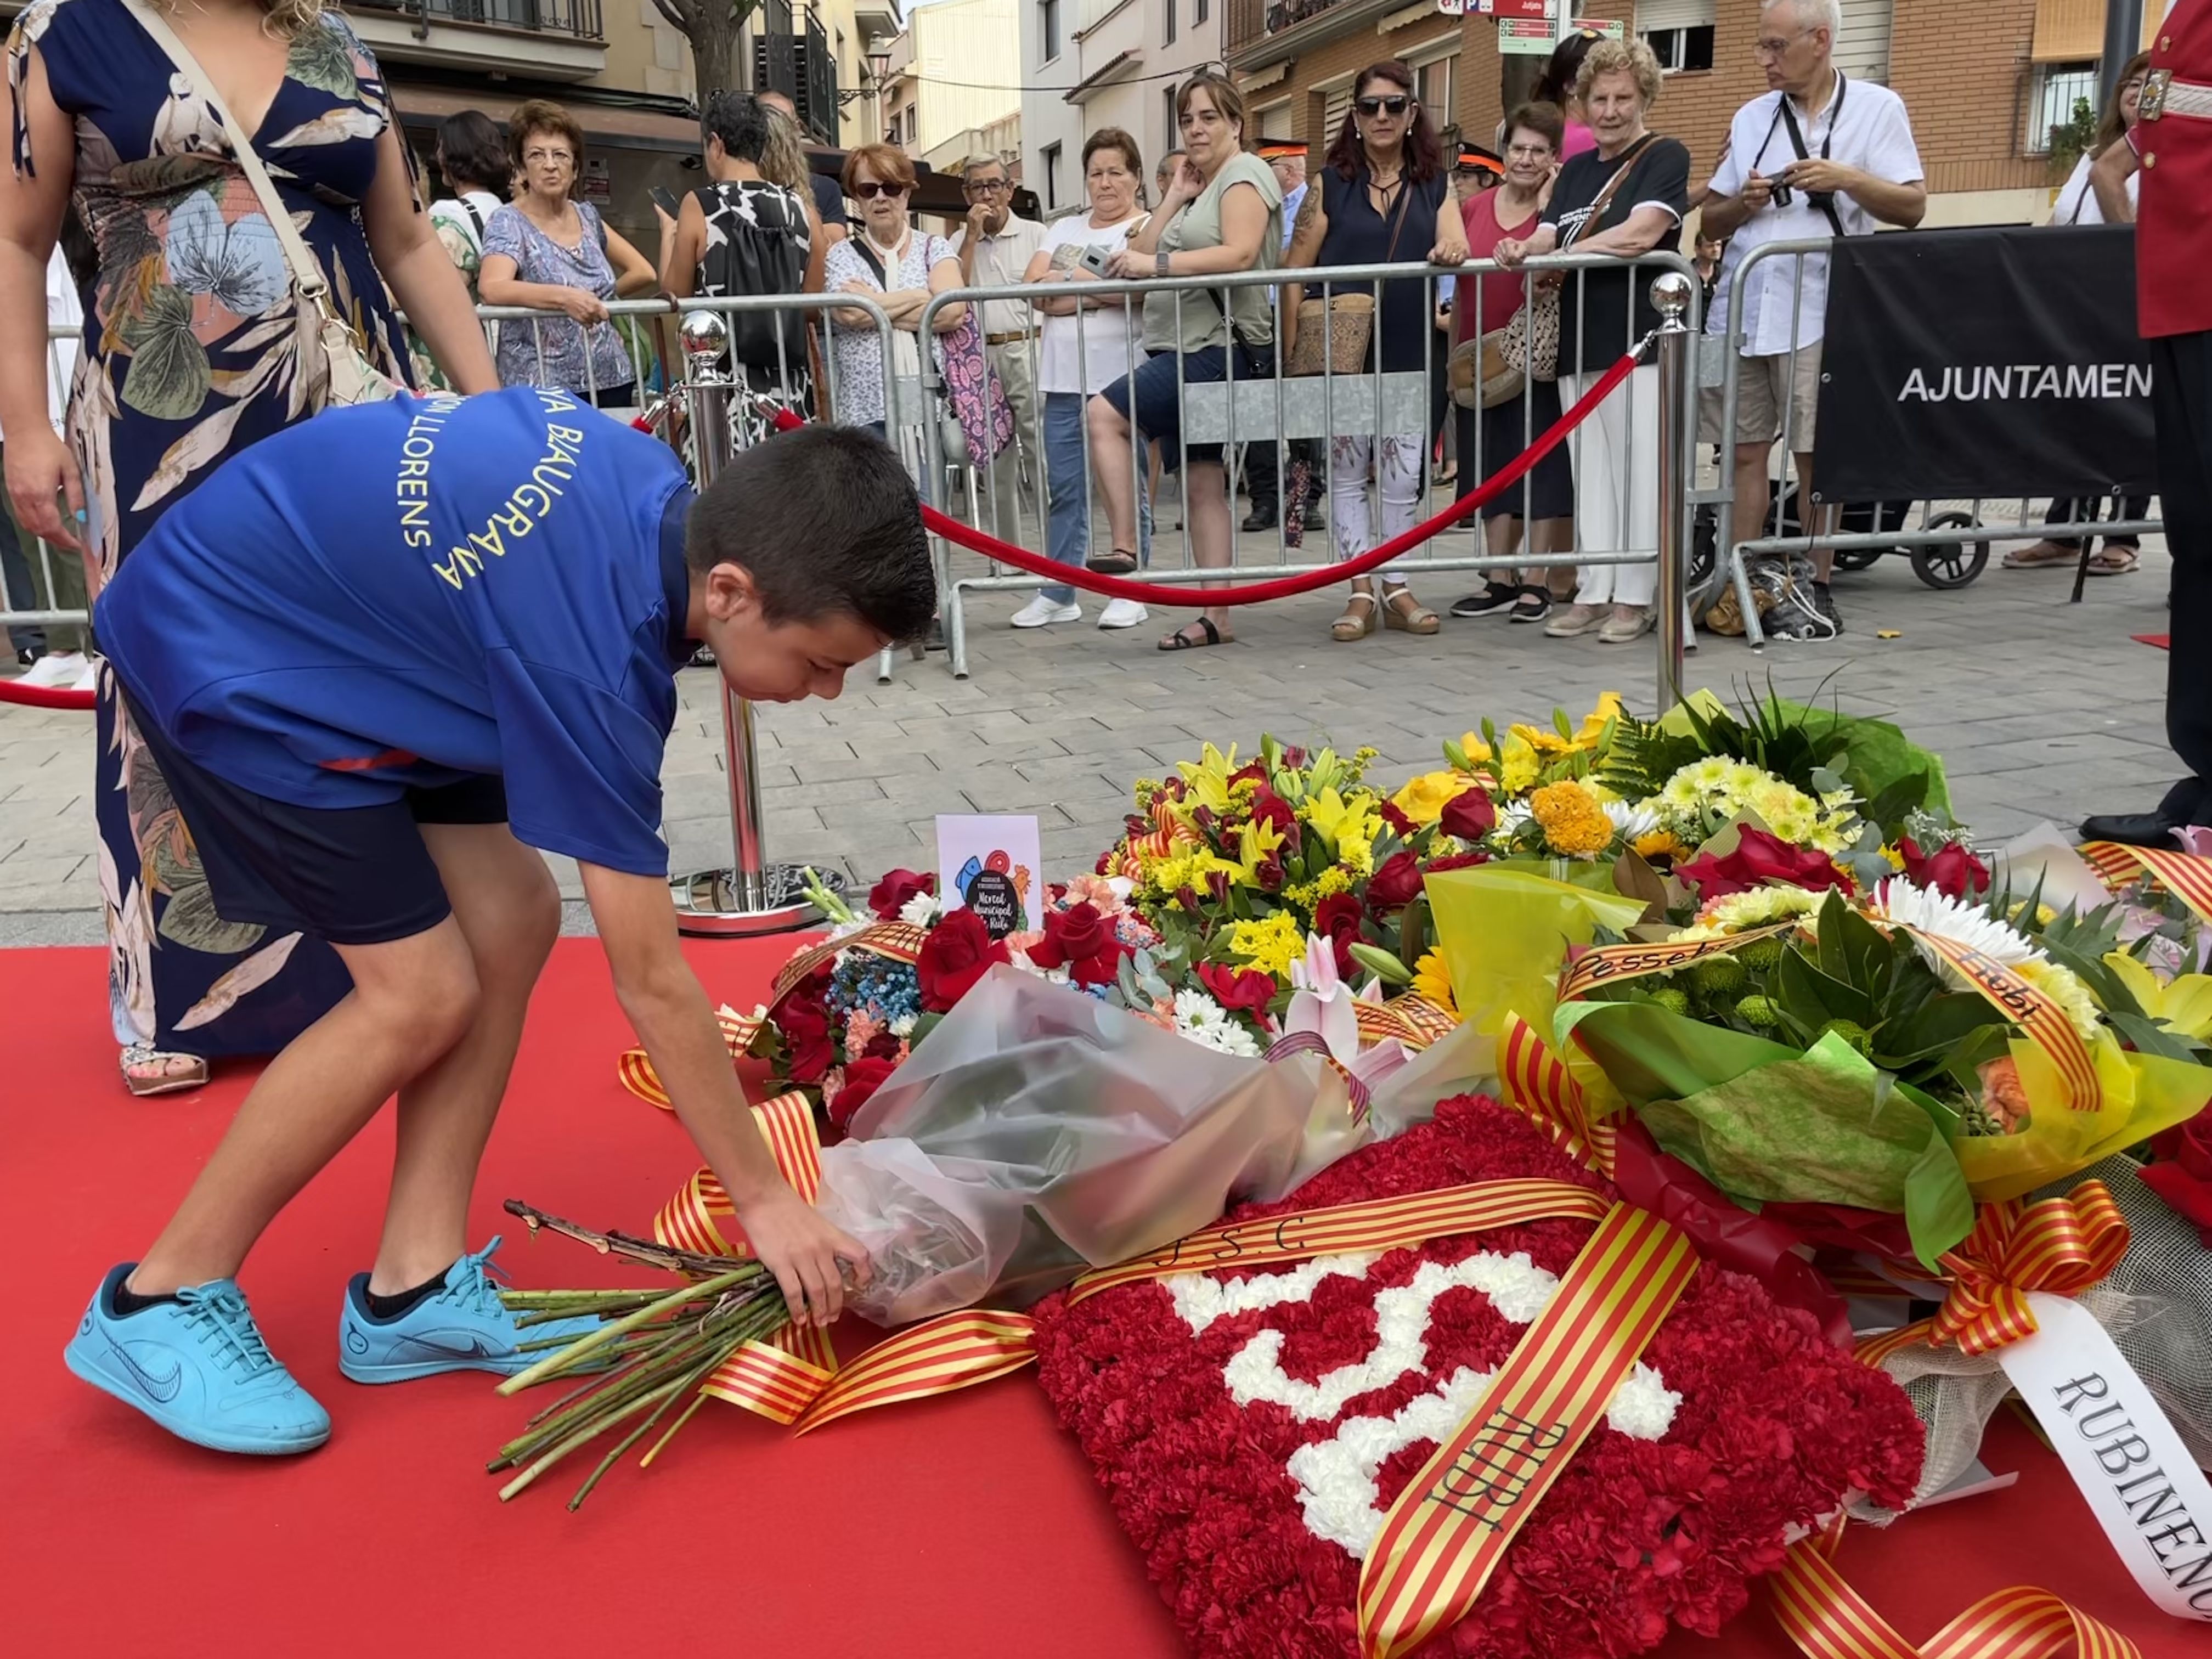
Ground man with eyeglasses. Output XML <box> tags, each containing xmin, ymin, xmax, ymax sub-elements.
<box><xmin>949</xmin><ymin>155</ymin><xmax>1048</xmax><ymax>544</ymax></box>
<box><xmin>1697</xmin><ymin>0</ymin><xmax>1925</xmax><ymax>644</ymax></box>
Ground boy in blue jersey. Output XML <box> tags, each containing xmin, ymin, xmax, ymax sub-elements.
<box><xmin>64</xmin><ymin>387</ymin><xmax>933</xmax><ymax>1455</ymax></box>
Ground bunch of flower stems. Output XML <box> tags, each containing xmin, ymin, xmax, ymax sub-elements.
<box><xmin>488</xmin><ymin>1200</ymin><xmax>791</xmax><ymax>1510</ymax></box>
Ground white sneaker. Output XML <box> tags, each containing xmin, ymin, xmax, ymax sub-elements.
<box><xmin>1097</xmin><ymin>598</ymin><xmax>1149</xmax><ymax>629</ymax></box>
<box><xmin>70</xmin><ymin>657</ymin><xmax>99</xmax><ymax>692</ymax></box>
<box><xmin>1011</xmin><ymin>596</ymin><xmax>1082</xmax><ymax>629</ymax></box>
<box><xmin>17</xmin><ymin>650</ymin><xmax>84</xmax><ymax>689</ymax></box>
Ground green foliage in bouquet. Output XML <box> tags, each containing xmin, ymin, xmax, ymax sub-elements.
<box><xmin>1602</xmin><ymin>893</ymin><xmax>2014</xmax><ymax>1105</ymax></box>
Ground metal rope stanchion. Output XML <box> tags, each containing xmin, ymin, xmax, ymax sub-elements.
<box><xmin>666</xmin><ymin>310</ymin><xmax>844</xmax><ymax>936</ymax></box>
<box><xmin>1651</xmin><ymin>272</ymin><xmax>1693</xmax><ymax>715</ymax></box>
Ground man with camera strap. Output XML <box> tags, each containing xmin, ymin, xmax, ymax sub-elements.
<box><xmin>1697</xmin><ymin>0</ymin><xmax>1926</xmax><ymax>642</ymax></box>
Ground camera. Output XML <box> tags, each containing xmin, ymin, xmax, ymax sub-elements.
<box><xmin>1769</xmin><ymin>180</ymin><xmax>1833</xmax><ymax>214</ymax></box>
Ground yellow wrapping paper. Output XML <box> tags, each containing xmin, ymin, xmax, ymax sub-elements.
<box><xmin>1955</xmin><ymin>1030</ymin><xmax>2212</xmax><ymax>1202</ymax></box>
<box><xmin>1424</xmin><ymin>865</ymin><xmax>1645</xmax><ymax>1118</ymax></box>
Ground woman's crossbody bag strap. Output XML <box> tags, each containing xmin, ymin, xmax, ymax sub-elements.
<box><xmin>1560</xmin><ymin>134</ymin><xmax>1657</xmax><ymax>251</ymax></box>
<box><xmin>123</xmin><ymin>0</ymin><xmax>394</xmax><ymax>405</ymax></box>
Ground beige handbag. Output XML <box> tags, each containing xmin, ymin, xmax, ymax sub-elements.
<box><xmin>1448</xmin><ymin>139</ymin><xmax>1655</xmax><ymax>411</ymax></box>
<box><xmin>126</xmin><ymin>0</ymin><xmax>400</xmax><ymax>410</ymax></box>
<box><xmin>1286</xmin><ymin>169</ymin><xmax>1415</xmax><ymax>378</ymax></box>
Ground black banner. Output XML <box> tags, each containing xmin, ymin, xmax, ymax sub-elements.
<box><xmin>1811</xmin><ymin>225</ymin><xmax>2155</xmax><ymax>501</ymax></box>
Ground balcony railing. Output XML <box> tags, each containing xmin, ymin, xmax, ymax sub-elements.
<box><xmin>1228</xmin><ymin>0</ymin><xmax>1347</xmax><ymax>52</ymax></box>
<box><xmin>753</xmin><ymin>1</ymin><xmax>841</xmax><ymax>145</ymax></box>
<box><xmin>351</xmin><ymin>0</ymin><xmax>605</xmax><ymax>39</ymax></box>
<box><xmin>1264</xmin><ymin>0</ymin><xmax>1344</xmax><ymax>33</ymax></box>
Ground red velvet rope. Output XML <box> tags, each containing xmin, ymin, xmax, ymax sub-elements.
<box><xmin>773</xmin><ymin>349</ymin><xmax>1640</xmax><ymax>608</ymax></box>
<box><xmin>0</xmin><ymin>678</ymin><xmax>94</xmax><ymax>710</ymax></box>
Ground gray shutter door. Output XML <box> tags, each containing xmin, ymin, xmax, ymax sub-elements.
<box><xmin>1833</xmin><ymin>0</ymin><xmax>1894</xmax><ymax>83</ymax></box>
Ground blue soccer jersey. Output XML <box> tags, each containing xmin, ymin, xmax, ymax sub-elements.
<box><xmin>97</xmin><ymin>387</ymin><xmax>695</xmax><ymax>877</ymax></box>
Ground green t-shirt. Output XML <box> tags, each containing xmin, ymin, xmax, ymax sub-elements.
<box><xmin>1143</xmin><ymin>152</ymin><xmax>1284</xmax><ymax>355</ymax></box>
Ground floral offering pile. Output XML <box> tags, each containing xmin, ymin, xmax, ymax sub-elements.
<box><xmin>1030</xmin><ymin>1094</ymin><xmax>1926</xmax><ymax>1659</ymax></box>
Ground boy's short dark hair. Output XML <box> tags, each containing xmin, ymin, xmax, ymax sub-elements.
<box><xmin>686</xmin><ymin>425</ymin><xmax>935</xmax><ymax>644</ymax></box>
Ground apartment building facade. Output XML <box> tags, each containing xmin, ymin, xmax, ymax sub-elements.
<box><xmin>880</xmin><ymin>0</ymin><xmax>1027</xmax><ymax>176</ymax></box>
<box><xmin>1018</xmin><ymin>0</ymin><xmax>1229</xmax><ymax>221</ymax></box>
<box><xmin>1227</xmin><ymin>0</ymin><xmax>2168</xmax><ymax>228</ymax></box>
<box><xmin>345</xmin><ymin>0</ymin><xmax>890</xmax><ymax>240</ymax></box>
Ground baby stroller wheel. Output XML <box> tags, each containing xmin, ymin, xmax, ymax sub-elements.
<box><xmin>1910</xmin><ymin>511</ymin><xmax>1990</xmax><ymax>589</ymax></box>
<box><xmin>1832</xmin><ymin>548</ymin><xmax>1883</xmax><ymax>572</ymax></box>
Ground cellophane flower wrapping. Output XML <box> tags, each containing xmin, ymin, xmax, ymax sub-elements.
<box><xmin>814</xmin><ymin>967</ymin><xmax>1369</xmax><ymax>1325</ymax></box>
<box><xmin>1029</xmin><ymin>1094</ymin><xmax>1925</xmax><ymax>1659</ymax></box>
<box><xmin>1858</xmin><ymin>1153</ymin><xmax>2212</xmax><ymax>1517</ymax></box>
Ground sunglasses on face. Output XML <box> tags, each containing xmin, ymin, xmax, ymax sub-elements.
<box><xmin>1356</xmin><ymin>95</ymin><xmax>1410</xmax><ymax>117</ymax></box>
<box><xmin>851</xmin><ymin>180</ymin><xmax>908</xmax><ymax>200</ymax></box>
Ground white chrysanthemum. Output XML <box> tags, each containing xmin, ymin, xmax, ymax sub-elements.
<box><xmin>1604</xmin><ymin>798</ymin><xmax>1663</xmax><ymax>840</ymax></box>
<box><xmin>826</xmin><ymin>918</ymin><xmax>873</xmax><ymax>943</ymax></box>
<box><xmin>1685</xmin><ymin>757</ymin><xmax>1734</xmax><ymax>791</ymax></box>
<box><xmin>899</xmin><ymin>890</ymin><xmax>941</xmax><ymax>928</ymax></box>
<box><xmin>889</xmin><ymin>1013</ymin><xmax>918</xmax><ymax>1039</ymax></box>
<box><xmin>1660</xmin><ymin>774</ymin><xmax>1703</xmax><ymax>811</ymax></box>
<box><xmin>1869</xmin><ymin>878</ymin><xmax>2042</xmax><ymax>968</ymax></box>
<box><xmin>1182</xmin><ymin>1018</ymin><xmax>1262</xmax><ymax>1057</ymax></box>
<box><xmin>1496</xmin><ymin>800</ymin><xmax>1534</xmax><ymax>838</ymax></box>
<box><xmin>1173</xmin><ymin>988</ymin><xmax>1228</xmax><ymax>1032</ymax></box>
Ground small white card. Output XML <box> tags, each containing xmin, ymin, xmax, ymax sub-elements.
<box><xmin>936</xmin><ymin>814</ymin><xmax>1043</xmax><ymax>938</ymax></box>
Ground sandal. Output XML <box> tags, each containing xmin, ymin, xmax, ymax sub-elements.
<box><xmin>2001</xmin><ymin>540</ymin><xmax>2080</xmax><ymax>569</ymax></box>
<box><xmin>2089</xmin><ymin>545</ymin><xmax>2140</xmax><ymax>576</ymax></box>
<box><xmin>1159</xmin><ymin>616</ymin><xmax>1229</xmax><ymax>651</ymax></box>
<box><xmin>1331</xmin><ymin>593</ymin><xmax>1379</xmax><ymax>642</ymax></box>
<box><xmin>1382</xmin><ymin>588</ymin><xmax>1441</xmax><ymax>635</ymax></box>
<box><xmin>1087</xmin><ymin>548</ymin><xmax>1139</xmax><ymax>575</ymax></box>
<box><xmin>121</xmin><ymin>1043</ymin><xmax>209</xmax><ymax>1098</ymax></box>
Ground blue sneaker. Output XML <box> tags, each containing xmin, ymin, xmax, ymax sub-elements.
<box><xmin>64</xmin><ymin>1265</ymin><xmax>331</xmax><ymax>1455</ymax></box>
<box><xmin>338</xmin><ymin>1236</ymin><xmax>603</xmax><ymax>1384</ymax></box>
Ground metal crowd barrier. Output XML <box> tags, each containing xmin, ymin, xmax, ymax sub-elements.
<box><xmin>907</xmin><ymin>251</ymin><xmax>1705</xmax><ymax>689</ymax></box>
<box><xmin>1704</xmin><ymin>236</ymin><xmax>2165</xmax><ymax>648</ymax></box>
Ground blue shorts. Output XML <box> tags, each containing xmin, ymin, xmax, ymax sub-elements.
<box><xmin>119</xmin><ymin>676</ymin><xmax>507</xmax><ymax>948</ymax></box>
<box><xmin>1100</xmin><ymin>343</ymin><xmax>1275</xmax><ymax>471</ymax></box>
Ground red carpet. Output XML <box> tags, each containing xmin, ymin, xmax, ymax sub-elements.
<box><xmin>0</xmin><ymin>939</ymin><xmax>2191</xmax><ymax>1659</ymax></box>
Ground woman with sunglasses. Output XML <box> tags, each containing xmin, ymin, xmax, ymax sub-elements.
<box><xmin>822</xmin><ymin>144</ymin><xmax>967</xmax><ymax>464</ymax></box>
<box><xmin>1282</xmin><ymin>60</ymin><xmax>1469</xmax><ymax>642</ymax></box>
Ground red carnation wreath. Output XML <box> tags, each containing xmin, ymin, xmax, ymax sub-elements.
<box><xmin>1030</xmin><ymin>1097</ymin><xmax>1925</xmax><ymax>1659</ymax></box>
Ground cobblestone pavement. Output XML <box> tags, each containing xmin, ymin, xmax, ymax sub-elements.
<box><xmin>0</xmin><ymin>530</ymin><xmax>2176</xmax><ymax>947</ymax></box>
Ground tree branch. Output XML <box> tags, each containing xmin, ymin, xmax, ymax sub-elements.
<box><xmin>651</xmin><ymin>0</ymin><xmax>693</xmax><ymax>33</ymax></box>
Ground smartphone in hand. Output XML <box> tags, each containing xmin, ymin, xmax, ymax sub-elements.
<box><xmin>1078</xmin><ymin>244</ymin><xmax>1111</xmax><ymax>277</ymax></box>
<box><xmin>650</xmin><ymin>185</ymin><xmax>681</xmax><ymax>217</ymax></box>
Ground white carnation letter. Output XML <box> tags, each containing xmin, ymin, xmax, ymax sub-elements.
<box><xmin>2000</xmin><ymin>1292</ymin><xmax>2212</xmax><ymax>1621</ymax></box>
<box><xmin>1168</xmin><ymin>1249</ymin><xmax>1678</xmax><ymax>1560</ymax></box>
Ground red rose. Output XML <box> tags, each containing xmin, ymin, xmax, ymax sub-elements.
<box><xmin>1378</xmin><ymin>800</ymin><xmax>1417</xmax><ymax>838</ymax></box>
<box><xmin>2141</xmin><ymin>1104</ymin><xmax>2212</xmax><ymax>1245</ymax></box>
<box><xmin>867</xmin><ymin>867</ymin><xmax>935</xmax><ymax>921</ymax></box>
<box><xmin>1425</xmin><ymin>850</ymin><xmax>1489</xmax><ymax>874</ymax></box>
<box><xmin>1897</xmin><ymin>835</ymin><xmax>1990</xmax><ymax>899</ymax></box>
<box><xmin>827</xmin><ymin>1055</ymin><xmax>897</xmax><ymax>1130</ymax></box>
<box><xmin>915</xmin><ymin>907</ymin><xmax>1009</xmax><ymax>1011</ymax></box>
<box><xmin>1314</xmin><ymin>891</ymin><xmax>1365</xmax><ymax>980</ymax></box>
<box><xmin>777</xmin><ymin>993</ymin><xmax>835</xmax><ymax>1084</ymax></box>
<box><xmin>1366</xmin><ymin>849</ymin><xmax>1424</xmax><ymax>915</ymax></box>
<box><xmin>1027</xmin><ymin>900</ymin><xmax>1128</xmax><ymax>988</ymax></box>
<box><xmin>1440</xmin><ymin>787</ymin><xmax>1498</xmax><ymax>841</ymax></box>
<box><xmin>1677</xmin><ymin>827</ymin><xmax>1853</xmax><ymax>901</ymax></box>
<box><xmin>1248</xmin><ymin>788</ymin><xmax>1297</xmax><ymax>838</ymax></box>
<box><xmin>1198</xmin><ymin>961</ymin><xmax>1276</xmax><ymax>1017</ymax></box>
<box><xmin>862</xmin><ymin>1028</ymin><xmax>904</xmax><ymax>1061</ymax></box>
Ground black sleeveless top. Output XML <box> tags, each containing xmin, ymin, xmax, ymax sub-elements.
<box><xmin>693</xmin><ymin>179</ymin><xmax>810</xmax><ymax>370</ymax></box>
<box><xmin>1315</xmin><ymin>163</ymin><xmax>1448</xmax><ymax>374</ymax></box>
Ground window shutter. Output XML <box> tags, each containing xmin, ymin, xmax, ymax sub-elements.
<box><xmin>1833</xmin><ymin>0</ymin><xmax>1894</xmax><ymax>83</ymax></box>
<box><xmin>1322</xmin><ymin>84</ymin><xmax>1355</xmax><ymax>145</ymax></box>
<box><xmin>1634</xmin><ymin>0</ymin><xmax>1713</xmax><ymax>32</ymax></box>
<box><xmin>1259</xmin><ymin>101</ymin><xmax>1293</xmax><ymax>140</ymax></box>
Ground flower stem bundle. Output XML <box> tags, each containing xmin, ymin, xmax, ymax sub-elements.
<box><xmin>487</xmin><ymin>1199</ymin><xmax>789</xmax><ymax>1510</ymax></box>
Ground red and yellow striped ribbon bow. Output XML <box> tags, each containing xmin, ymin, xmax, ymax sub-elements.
<box><xmin>2080</xmin><ymin>839</ymin><xmax>2212</xmax><ymax>924</ymax></box>
<box><xmin>1498</xmin><ymin>1012</ymin><xmax>1617</xmax><ymax>1178</ymax></box>
<box><xmin>1854</xmin><ymin>1180</ymin><xmax>2129</xmax><ymax>1369</ymax></box>
<box><xmin>1772</xmin><ymin>1532</ymin><xmax>2140</xmax><ymax>1659</ymax></box>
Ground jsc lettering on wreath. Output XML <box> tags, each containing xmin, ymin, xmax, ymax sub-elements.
<box><xmin>430</xmin><ymin>394</ymin><xmax>589</xmax><ymax>591</ymax></box>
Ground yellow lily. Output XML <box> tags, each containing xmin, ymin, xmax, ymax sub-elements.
<box><xmin>2104</xmin><ymin>951</ymin><xmax>2212</xmax><ymax>1041</ymax></box>
<box><xmin>1174</xmin><ymin>742</ymin><xmax>1242</xmax><ymax>816</ymax></box>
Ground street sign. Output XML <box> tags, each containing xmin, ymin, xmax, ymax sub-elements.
<box><xmin>1497</xmin><ymin>14</ymin><xmax>1623</xmax><ymax>51</ymax></box>
<box><xmin>1479</xmin><ymin>0</ymin><xmax>1554</xmax><ymax>18</ymax></box>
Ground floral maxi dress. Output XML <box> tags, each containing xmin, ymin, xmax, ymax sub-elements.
<box><xmin>10</xmin><ymin>0</ymin><xmax>415</xmax><ymax>1056</ymax></box>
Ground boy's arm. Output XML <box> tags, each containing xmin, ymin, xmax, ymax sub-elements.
<box><xmin>579</xmin><ymin>860</ymin><xmax>868</xmax><ymax>1325</ymax></box>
